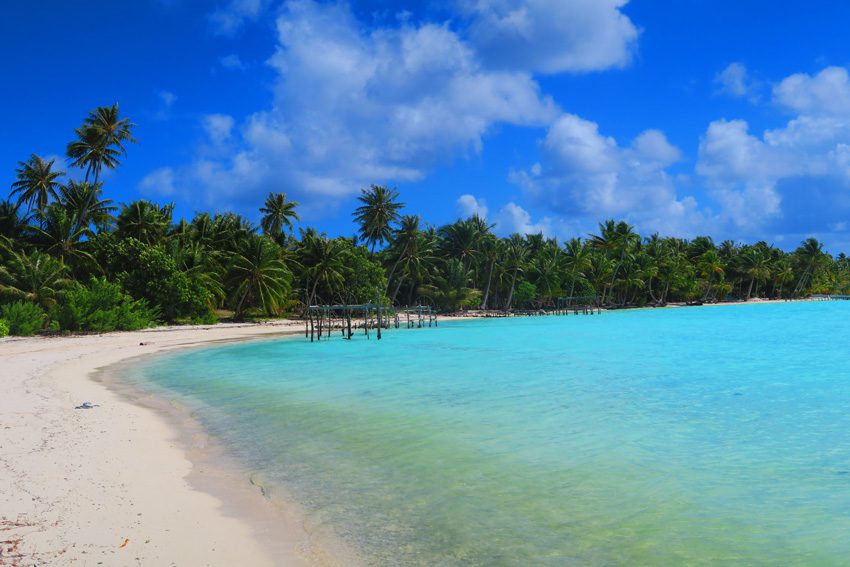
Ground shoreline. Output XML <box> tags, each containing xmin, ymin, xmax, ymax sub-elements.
<box><xmin>0</xmin><ymin>300</ymin><xmax>830</xmax><ymax>564</ymax></box>
<box><xmin>0</xmin><ymin>321</ymin><xmax>352</xmax><ymax>566</ymax></box>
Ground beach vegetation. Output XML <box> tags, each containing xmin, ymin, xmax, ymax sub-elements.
<box><xmin>1</xmin><ymin>301</ymin><xmax>46</xmax><ymax>336</ymax></box>
<box><xmin>0</xmin><ymin>318</ymin><xmax>8</xmax><ymax>337</ymax></box>
<box><xmin>3</xmin><ymin>103</ymin><xmax>850</xmax><ymax>336</ymax></box>
<box><xmin>54</xmin><ymin>277</ymin><xmax>157</xmax><ymax>332</ymax></box>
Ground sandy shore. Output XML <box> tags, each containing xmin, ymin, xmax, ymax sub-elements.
<box><xmin>0</xmin><ymin>320</ymin><xmax>343</xmax><ymax>566</ymax></box>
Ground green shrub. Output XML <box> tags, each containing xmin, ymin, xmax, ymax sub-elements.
<box><xmin>54</xmin><ymin>277</ymin><xmax>158</xmax><ymax>332</ymax></box>
<box><xmin>1</xmin><ymin>302</ymin><xmax>45</xmax><ymax>336</ymax></box>
<box><xmin>0</xmin><ymin>319</ymin><xmax>9</xmax><ymax>337</ymax></box>
<box><xmin>94</xmin><ymin>236</ymin><xmax>212</xmax><ymax>321</ymax></box>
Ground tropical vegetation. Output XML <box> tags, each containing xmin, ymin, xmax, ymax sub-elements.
<box><xmin>2</xmin><ymin>104</ymin><xmax>848</xmax><ymax>335</ymax></box>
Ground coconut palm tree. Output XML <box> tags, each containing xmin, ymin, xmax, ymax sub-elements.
<box><xmin>792</xmin><ymin>237</ymin><xmax>826</xmax><ymax>296</ymax></box>
<box><xmin>116</xmin><ymin>200</ymin><xmax>173</xmax><ymax>244</ymax></box>
<box><xmin>562</xmin><ymin>237</ymin><xmax>591</xmax><ymax>304</ymax></box>
<box><xmin>353</xmin><ymin>185</ymin><xmax>403</xmax><ymax>252</ymax></box>
<box><xmin>58</xmin><ymin>180</ymin><xmax>116</xmax><ymax>230</ymax></box>
<box><xmin>0</xmin><ymin>200</ymin><xmax>31</xmax><ymax>240</ymax></box>
<box><xmin>0</xmin><ymin>246</ymin><xmax>70</xmax><ymax>311</ymax></box>
<box><xmin>297</xmin><ymin>229</ymin><xmax>347</xmax><ymax>306</ymax></box>
<box><xmin>259</xmin><ymin>192</ymin><xmax>300</xmax><ymax>238</ymax></box>
<box><xmin>10</xmin><ymin>155</ymin><xmax>65</xmax><ymax>211</ymax></box>
<box><xmin>66</xmin><ymin>103</ymin><xmax>136</xmax><ymax>183</ymax></box>
<box><xmin>502</xmin><ymin>234</ymin><xmax>529</xmax><ymax>310</ymax></box>
<box><xmin>29</xmin><ymin>204</ymin><xmax>95</xmax><ymax>266</ymax></box>
<box><xmin>226</xmin><ymin>237</ymin><xmax>291</xmax><ymax>317</ymax></box>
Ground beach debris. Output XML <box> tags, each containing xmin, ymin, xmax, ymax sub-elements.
<box><xmin>74</xmin><ymin>402</ymin><xmax>100</xmax><ymax>410</ymax></box>
<box><xmin>119</xmin><ymin>538</ymin><xmax>129</xmax><ymax>549</ymax></box>
<box><xmin>139</xmin><ymin>342</ymin><xmax>151</xmax><ymax>346</ymax></box>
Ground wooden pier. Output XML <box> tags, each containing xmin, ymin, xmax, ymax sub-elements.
<box><xmin>305</xmin><ymin>303</ymin><xmax>436</xmax><ymax>342</ymax></box>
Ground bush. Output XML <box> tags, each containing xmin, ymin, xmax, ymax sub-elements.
<box><xmin>94</xmin><ymin>236</ymin><xmax>213</xmax><ymax>321</ymax></box>
<box><xmin>1</xmin><ymin>301</ymin><xmax>45</xmax><ymax>336</ymax></box>
<box><xmin>0</xmin><ymin>319</ymin><xmax>9</xmax><ymax>337</ymax></box>
<box><xmin>54</xmin><ymin>277</ymin><xmax>158</xmax><ymax>332</ymax></box>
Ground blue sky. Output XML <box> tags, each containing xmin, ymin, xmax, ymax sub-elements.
<box><xmin>4</xmin><ymin>1</ymin><xmax>850</xmax><ymax>251</ymax></box>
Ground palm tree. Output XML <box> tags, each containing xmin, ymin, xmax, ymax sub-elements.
<box><xmin>479</xmin><ymin>233</ymin><xmax>499</xmax><ymax>309</ymax></box>
<box><xmin>739</xmin><ymin>245</ymin><xmax>771</xmax><ymax>300</ymax></box>
<box><xmin>792</xmin><ymin>237</ymin><xmax>826</xmax><ymax>296</ymax></box>
<box><xmin>10</xmin><ymin>155</ymin><xmax>65</xmax><ymax>211</ymax></box>
<box><xmin>0</xmin><ymin>200</ymin><xmax>31</xmax><ymax>240</ymax></box>
<box><xmin>29</xmin><ymin>204</ymin><xmax>95</xmax><ymax>266</ymax></box>
<box><xmin>503</xmin><ymin>234</ymin><xmax>529</xmax><ymax>310</ymax></box>
<box><xmin>0</xmin><ymin>246</ymin><xmax>70</xmax><ymax>311</ymax></box>
<box><xmin>353</xmin><ymin>184</ymin><xmax>404</xmax><ymax>252</ymax></box>
<box><xmin>385</xmin><ymin>215</ymin><xmax>421</xmax><ymax>296</ymax></box>
<box><xmin>259</xmin><ymin>192</ymin><xmax>300</xmax><ymax>237</ymax></box>
<box><xmin>116</xmin><ymin>200</ymin><xmax>173</xmax><ymax>244</ymax></box>
<box><xmin>226</xmin><ymin>237</ymin><xmax>291</xmax><ymax>317</ymax></box>
<box><xmin>590</xmin><ymin>220</ymin><xmax>639</xmax><ymax>305</ymax></box>
<box><xmin>439</xmin><ymin>217</ymin><xmax>484</xmax><ymax>272</ymax></box>
<box><xmin>67</xmin><ymin>103</ymin><xmax>137</xmax><ymax>183</ymax></box>
<box><xmin>58</xmin><ymin>180</ymin><xmax>116</xmax><ymax>230</ymax></box>
<box><xmin>562</xmin><ymin>238</ymin><xmax>591</xmax><ymax>304</ymax></box>
<box><xmin>297</xmin><ymin>230</ymin><xmax>347</xmax><ymax>305</ymax></box>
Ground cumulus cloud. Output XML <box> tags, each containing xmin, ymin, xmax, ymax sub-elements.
<box><xmin>462</xmin><ymin>0</ymin><xmax>639</xmax><ymax>74</ymax></box>
<box><xmin>457</xmin><ymin>194</ymin><xmax>489</xmax><ymax>219</ymax></box>
<box><xmin>697</xmin><ymin>66</ymin><xmax>850</xmax><ymax>238</ymax></box>
<box><xmin>510</xmin><ymin>113</ymin><xmax>706</xmax><ymax>236</ymax></box>
<box><xmin>714</xmin><ymin>62</ymin><xmax>760</xmax><ymax>100</ymax></box>
<box><xmin>173</xmin><ymin>0</ymin><xmax>558</xmax><ymax>209</ymax></box>
<box><xmin>494</xmin><ymin>202</ymin><xmax>552</xmax><ymax>236</ymax></box>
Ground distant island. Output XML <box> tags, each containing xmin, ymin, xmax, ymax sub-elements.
<box><xmin>1</xmin><ymin>104</ymin><xmax>845</xmax><ymax>337</ymax></box>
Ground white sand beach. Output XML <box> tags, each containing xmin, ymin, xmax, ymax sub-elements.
<box><xmin>0</xmin><ymin>321</ymin><xmax>340</xmax><ymax>566</ymax></box>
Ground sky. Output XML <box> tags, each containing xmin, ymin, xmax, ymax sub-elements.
<box><xmin>4</xmin><ymin>0</ymin><xmax>850</xmax><ymax>251</ymax></box>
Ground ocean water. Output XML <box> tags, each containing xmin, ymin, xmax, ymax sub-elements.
<box><xmin>123</xmin><ymin>302</ymin><xmax>850</xmax><ymax>565</ymax></box>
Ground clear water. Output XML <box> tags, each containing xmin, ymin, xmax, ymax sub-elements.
<box><xmin>124</xmin><ymin>302</ymin><xmax>850</xmax><ymax>565</ymax></box>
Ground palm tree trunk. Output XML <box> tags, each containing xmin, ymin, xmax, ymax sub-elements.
<box><xmin>481</xmin><ymin>260</ymin><xmax>495</xmax><ymax>309</ymax></box>
<box><xmin>746</xmin><ymin>277</ymin><xmax>755</xmax><ymax>300</ymax></box>
<box><xmin>504</xmin><ymin>270</ymin><xmax>518</xmax><ymax>310</ymax></box>
<box><xmin>391</xmin><ymin>275</ymin><xmax>406</xmax><ymax>304</ymax></box>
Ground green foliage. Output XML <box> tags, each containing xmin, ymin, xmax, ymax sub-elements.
<box><xmin>512</xmin><ymin>280</ymin><xmax>538</xmax><ymax>308</ymax></box>
<box><xmin>0</xmin><ymin>319</ymin><xmax>9</xmax><ymax>337</ymax></box>
<box><xmin>1</xmin><ymin>301</ymin><xmax>45</xmax><ymax>336</ymax></box>
<box><xmin>54</xmin><ymin>277</ymin><xmax>157</xmax><ymax>332</ymax></box>
<box><xmin>94</xmin><ymin>235</ymin><xmax>213</xmax><ymax>321</ymax></box>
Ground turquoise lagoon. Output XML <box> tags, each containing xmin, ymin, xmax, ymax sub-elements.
<box><xmin>123</xmin><ymin>302</ymin><xmax>850</xmax><ymax>565</ymax></box>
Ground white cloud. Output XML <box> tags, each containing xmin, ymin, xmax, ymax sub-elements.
<box><xmin>179</xmin><ymin>0</ymin><xmax>557</xmax><ymax>209</ymax></box>
<box><xmin>202</xmin><ymin>114</ymin><xmax>235</xmax><ymax>145</ymax></box>
<box><xmin>210</xmin><ymin>0</ymin><xmax>269</xmax><ymax>35</ymax></box>
<box><xmin>457</xmin><ymin>194</ymin><xmax>489</xmax><ymax>219</ymax></box>
<box><xmin>697</xmin><ymin>66</ymin><xmax>850</xmax><ymax>236</ymax></box>
<box><xmin>773</xmin><ymin>66</ymin><xmax>850</xmax><ymax>115</ymax></box>
<box><xmin>714</xmin><ymin>62</ymin><xmax>759</xmax><ymax>100</ymax></box>
<box><xmin>494</xmin><ymin>202</ymin><xmax>552</xmax><ymax>236</ymax></box>
<box><xmin>220</xmin><ymin>54</ymin><xmax>246</xmax><ymax>70</ymax></box>
<box><xmin>139</xmin><ymin>167</ymin><xmax>177</xmax><ymax>197</ymax></box>
<box><xmin>462</xmin><ymin>0</ymin><xmax>639</xmax><ymax>74</ymax></box>
<box><xmin>510</xmin><ymin>113</ymin><xmax>705</xmax><ymax>236</ymax></box>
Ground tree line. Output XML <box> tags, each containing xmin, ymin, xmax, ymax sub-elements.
<box><xmin>1</xmin><ymin>104</ymin><xmax>847</xmax><ymax>336</ymax></box>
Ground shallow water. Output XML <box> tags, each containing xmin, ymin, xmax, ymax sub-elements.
<box><xmin>124</xmin><ymin>302</ymin><xmax>850</xmax><ymax>565</ymax></box>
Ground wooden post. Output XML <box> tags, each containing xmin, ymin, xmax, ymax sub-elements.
<box><xmin>347</xmin><ymin>309</ymin><xmax>352</xmax><ymax>339</ymax></box>
<box><xmin>309</xmin><ymin>310</ymin><xmax>314</xmax><ymax>342</ymax></box>
<box><xmin>377</xmin><ymin>296</ymin><xmax>382</xmax><ymax>340</ymax></box>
